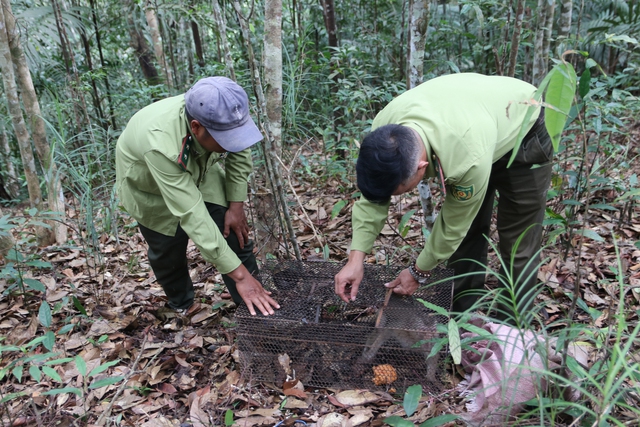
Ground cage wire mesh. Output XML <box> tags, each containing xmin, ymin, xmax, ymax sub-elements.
<box><xmin>235</xmin><ymin>261</ymin><xmax>453</xmax><ymax>393</ymax></box>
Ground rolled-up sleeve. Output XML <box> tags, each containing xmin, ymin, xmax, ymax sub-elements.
<box><xmin>144</xmin><ymin>150</ymin><xmax>241</xmax><ymax>274</ymax></box>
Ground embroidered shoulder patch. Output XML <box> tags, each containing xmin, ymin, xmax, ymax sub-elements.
<box><xmin>177</xmin><ymin>135</ymin><xmax>191</xmax><ymax>171</ymax></box>
<box><xmin>450</xmin><ymin>184</ymin><xmax>475</xmax><ymax>201</ymax></box>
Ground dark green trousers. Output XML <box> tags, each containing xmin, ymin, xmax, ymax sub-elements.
<box><xmin>138</xmin><ymin>202</ymin><xmax>258</xmax><ymax>310</ymax></box>
<box><xmin>449</xmin><ymin>112</ymin><xmax>553</xmax><ymax>318</ymax></box>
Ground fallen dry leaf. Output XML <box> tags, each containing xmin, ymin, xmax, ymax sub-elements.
<box><xmin>334</xmin><ymin>390</ymin><xmax>380</xmax><ymax>407</ymax></box>
<box><xmin>140</xmin><ymin>417</ymin><xmax>180</xmax><ymax>427</ymax></box>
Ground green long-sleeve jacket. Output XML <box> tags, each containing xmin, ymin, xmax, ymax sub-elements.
<box><xmin>351</xmin><ymin>73</ymin><xmax>541</xmax><ymax>271</ymax></box>
<box><xmin>115</xmin><ymin>94</ymin><xmax>253</xmax><ymax>274</ymax></box>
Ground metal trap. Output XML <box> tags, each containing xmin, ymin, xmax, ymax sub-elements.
<box><xmin>235</xmin><ymin>261</ymin><xmax>453</xmax><ymax>393</ymax></box>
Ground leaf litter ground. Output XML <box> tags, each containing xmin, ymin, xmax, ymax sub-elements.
<box><xmin>1</xmin><ymin>127</ymin><xmax>640</xmax><ymax>426</ymax></box>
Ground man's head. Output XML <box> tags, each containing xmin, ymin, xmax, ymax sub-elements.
<box><xmin>356</xmin><ymin>124</ymin><xmax>428</xmax><ymax>203</ymax></box>
<box><xmin>185</xmin><ymin>77</ymin><xmax>263</xmax><ymax>152</ymax></box>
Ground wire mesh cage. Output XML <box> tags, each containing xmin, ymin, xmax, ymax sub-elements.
<box><xmin>235</xmin><ymin>261</ymin><xmax>453</xmax><ymax>393</ymax></box>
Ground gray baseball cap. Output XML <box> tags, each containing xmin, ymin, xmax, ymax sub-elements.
<box><xmin>185</xmin><ymin>76</ymin><xmax>263</xmax><ymax>152</ymax></box>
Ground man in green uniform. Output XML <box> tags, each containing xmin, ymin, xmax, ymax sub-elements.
<box><xmin>334</xmin><ymin>73</ymin><xmax>553</xmax><ymax>318</ymax></box>
<box><xmin>116</xmin><ymin>76</ymin><xmax>279</xmax><ymax>316</ymax></box>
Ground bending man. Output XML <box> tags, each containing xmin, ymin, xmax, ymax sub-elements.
<box><xmin>335</xmin><ymin>73</ymin><xmax>553</xmax><ymax>318</ymax></box>
<box><xmin>116</xmin><ymin>76</ymin><xmax>279</xmax><ymax>316</ymax></box>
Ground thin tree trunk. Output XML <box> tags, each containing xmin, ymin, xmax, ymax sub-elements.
<box><xmin>89</xmin><ymin>0</ymin><xmax>116</xmax><ymax>129</ymax></box>
<box><xmin>191</xmin><ymin>20</ymin><xmax>205</xmax><ymax>68</ymax></box>
<box><xmin>212</xmin><ymin>0</ymin><xmax>236</xmax><ymax>81</ymax></box>
<box><xmin>531</xmin><ymin>0</ymin><xmax>547</xmax><ymax>85</ymax></box>
<box><xmin>406</xmin><ymin>0</ymin><xmax>429</xmax><ymax>89</ymax></box>
<box><xmin>557</xmin><ymin>0</ymin><xmax>572</xmax><ymax>41</ymax></box>
<box><xmin>506</xmin><ymin>0</ymin><xmax>524</xmax><ymax>77</ymax></box>
<box><xmin>0</xmin><ymin>207</ymin><xmax>15</xmax><ymax>258</ymax></box>
<box><xmin>161</xmin><ymin>16</ymin><xmax>178</xmax><ymax>88</ymax></box>
<box><xmin>125</xmin><ymin>0</ymin><xmax>161</xmax><ymax>86</ymax></box>
<box><xmin>233</xmin><ymin>0</ymin><xmax>301</xmax><ymax>261</ymax></box>
<box><xmin>523</xmin><ymin>6</ymin><xmax>533</xmax><ymax>83</ymax></box>
<box><xmin>541</xmin><ymin>0</ymin><xmax>556</xmax><ymax>73</ymax></box>
<box><xmin>52</xmin><ymin>0</ymin><xmax>89</xmax><ymax>133</ymax></box>
<box><xmin>0</xmin><ymin>124</ymin><xmax>19</xmax><ymax>198</ymax></box>
<box><xmin>264</xmin><ymin>0</ymin><xmax>283</xmax><ymax>156</ymax></box>
<box><xmin>145</xmin><ymin>0</ymin><xmax>173</xmax><ymax>89</ymax></box>
<box><xmin>182</xmin><ymin>19</ymin><xmax>194</xmax><ymax>80</ymax></box>
<box><xmin>2</xmin><ymin>0</ymin><xmax>66</xmax><ymax>244</ymax></box>
<box><xmin>0</xmin><ymin>4</ymin><xmax>43</xmax><ymax>209</ymax></box>
<box><xmin>319</xmin><ymin>0</ymin><xmax>342</xmax><ymax>155</ymax></box>
<box><xmin>80</xmin><ymin>30</ymin><xmax>106</xmax><ymax>126</ymax></box>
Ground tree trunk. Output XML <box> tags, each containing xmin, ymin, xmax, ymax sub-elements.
<box><xmin>2</xmin><ymin>0</ymin><xmax>66</xmax><ymax>244</ymax></box>
<box><xmin>233</xmin><ymin>0</ymin><xmax>301</xmax><ymax>261</ymax></box>
<box><xmin>541</xmin><ymin>0</ymin><xmax>556</xmax><ymax>73</ymax></box>
<box><xmin>161</xmin><ymin>16</ymin><xmax>178</xmax><ymax>88</ymax></box>
<box><xmin>52</xmin><ymin>0</ymin><xmax>89</xmax><ymax>133</ymax></box>
<box><xmin>0</xmin><ymin>124</ymin><xmax>19</xmax><ymax>198</ymax></box>
<box><xmin>145</xmin><ymin>0</ymin><xmax>173</xmax><ymax>89</ymax></box>
<box><xmin>0</xmin><ymin>4</ymin><xmax>43</xmax><ymax>209</ymax></box>
<box><xmin>531</xmin><ymin>0</ymin><xmax>547</xmax><ymax>85</ymax></box>
<box><xmin>80</xmin><ymin>29</ymin><xmax>106</xmax><ymax>127</ymax></box>
<box><xmin>557</xmin><ymin>0</ymin><xmax>572</xmax><ymax>41</ymax></box>
<box><xmin>191</xmin><ymin>20</ymin><xmax>205</xmax><ymax>68</ymax></box>
<box><xmin>0</xmin><ymin>207</ymin><xmax>15</xmax><ymax>259</ymax></box>
<box><xmin>319</xmin><ymin>0</ymin><xmax>338</xmax><ymax>50</ymax></box>
<box><xmin>406</xmin><ymin>0</ymin><xmax>429</xmax><ymax>89</ymax></box>
<box><xmin>125</xmin><ymin>0</ymin><xmax>161</xmax><ymax>86</ymax></box>
<box><xmin>506</xmin><ymin>0</ymin><xmax>524</xmax><ymax>77</ymax></box>
<box><xmin>212</xmin><ymin>0</ymin><xmax>236</xmax><ymax>81</ymax></box>
<box><xmin>522</xmin><ymin>7</ymin><xmax>533</xmax><ymax>82</ymax></box>
<box><xmin>264</xmin><ymin>0</ymin><xmax>283</xmax><ymax>156</ymax></box>
<box><xmin>89</xmin><ymin>0</ymin><xmax>116</xmax><ymax>129</ymax></box>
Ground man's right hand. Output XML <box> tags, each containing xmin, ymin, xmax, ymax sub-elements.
<box><xmin>228</xmin><ymin>266</ymin><xmax>280</xmax><ymax>316</ymax></box>
<box><xmin>335</xmin><ymin>250</ymin><xmax>366</xmax><ymax>303</ymax></box>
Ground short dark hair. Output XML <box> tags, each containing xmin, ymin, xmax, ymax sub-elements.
<box><xmin>356</xmin><ymin>124</ymin><xmax>420</xmax><ymax>204</ymax></box>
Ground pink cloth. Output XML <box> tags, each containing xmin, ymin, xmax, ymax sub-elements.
<box><xmin>458</xmin><ymin>320</ymin><xmax>584</xmax><ymax>425</ymax></box>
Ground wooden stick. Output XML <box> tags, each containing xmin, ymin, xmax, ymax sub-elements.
<box><xmin>374</xmin><ymin>288</ymin><xmax>393</xmax><ymax>328</ymax></box>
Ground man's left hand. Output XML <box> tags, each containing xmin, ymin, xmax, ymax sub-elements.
<box><xmin>224</xmin><ymin>201</ymin><xmax>250</xmax><ymax>248</ymax></box>
<box><xmin>384</xmin><ymin>268</ymin><xmax>420</xmax><ymax>295</ymax></box>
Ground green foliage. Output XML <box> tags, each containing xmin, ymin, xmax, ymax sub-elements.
<box><xmin>0</xmin><ymin>210</ymin><xmax>54</xmax><ymax>296</ymax></box>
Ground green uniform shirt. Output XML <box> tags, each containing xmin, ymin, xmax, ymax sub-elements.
<box><xmin>115</xmin><ymin>94</ymin><xmax>253</xmax><ymax>274</ymax></box>
<box><xmin>351</xmin><ymin>73</ymin><xmax>541</xmax><ymax>271</ymax></box>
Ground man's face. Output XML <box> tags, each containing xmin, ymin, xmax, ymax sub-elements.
<box><xmin>190</xmin><ymin>120</ymin><xmax>227</xmax><ymax>153</ymax></box>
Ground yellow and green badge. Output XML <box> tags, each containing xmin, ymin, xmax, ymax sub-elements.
<box><xmin>450</xmin><ymin>184</ymin><xmax>474</xmax><ymax>201</ymax></box>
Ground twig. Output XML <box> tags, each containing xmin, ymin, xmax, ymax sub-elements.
<box><xmin>275</xmin><ymin>151</ymin><xmax>325</xmax><ymax>249</ymax></box>
<box><xmin>375</xmin><ymin>288</ymin><xmax>393</xmax><ymax>328</ymax></box>
<box><xmin>95</xmin><ymin>333</ymin><xmax>149</xmax><ymax>426</ymax></box>
<box><xmin>29</xmin><ymin>399</ymin><xmax>42</xmax><ymax>427</ymax></box>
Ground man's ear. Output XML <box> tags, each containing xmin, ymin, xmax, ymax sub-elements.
<box><xmin>189</xmin><ymin>119</ymin><xmax>202</xmax><ymax>134</ymax></box>
<box><xmin>417</xmin><ymin>160</ymin><xmax>429</xmax><ymax>172</ymax></box>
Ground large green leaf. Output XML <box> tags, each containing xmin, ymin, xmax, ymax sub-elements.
<box><xmin>89</xmin><ymin>376</ymin><xmax>124</xmax><ymax>389</ymax></box>
<box><xmin>42</xmin><ymin>366</ymin><xmax>62</xmax><ymax>383</ymax></box>
<box><xmin>75</xmin><ymin>355</ymin><xmax>87</xmax><ymax>377</ymax></box>
<box><xmin>42</xmin><ymin>387</ymin><xmax>82</xmax><ymax>396</ymax></box>
<box><xmin>399</xmin><ymin>209</ymin><xmax>416</xmax><ymax>238</ymax></box>
<box><xmin>384</xmin><ymin>415</ymin><xmax>414</xmax><ymax>427</ymax></box>
<box><xmin>403</xmin><ymin>384</ymin><xmax>422</xmax><ymax>417</ymax></box>
<box><xmin>38</xmin><ymin>302</ymin><xmax>52</xmax><ymax>328</ymax></box>
<box><xmin>419</xmin><ymin>414</ymin><xmax>460</xmax><ymax>427</ymax></box>
<box><xmin>89</xmin><ymin>359</ymin><xmax>121</xmax><ymax>377</ymax></box>
<box><xmin>448</xmin><ymin>318</ymin><xmax>461</xmax><ymax>365</ymax></box>
<box><xmin>545</xmin><ymin>63</ymin><xmax>577</xmax><ymax>150</ymax></box>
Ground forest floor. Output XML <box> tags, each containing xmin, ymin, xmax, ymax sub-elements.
<box><xmin>1</xmin><ymin>124</ymin><xmax>640</xmax><ymax>427</ymax></box>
